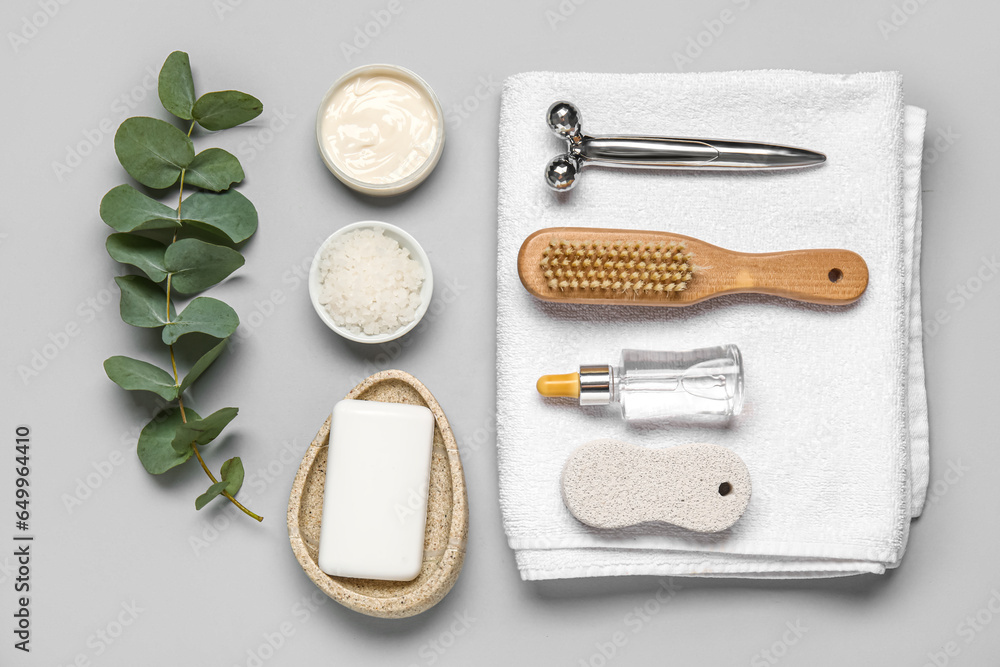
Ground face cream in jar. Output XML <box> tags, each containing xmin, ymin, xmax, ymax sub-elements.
<box><xmin>316</xmin><ymin>64</ymin><xmax>445</xmax><ymax>196</ymax></box>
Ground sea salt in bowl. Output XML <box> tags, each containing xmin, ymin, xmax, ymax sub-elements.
<box><xmin>309</xmin><ymin>221</ymin><xmax>433</xmax><ymax>344</ymax></box>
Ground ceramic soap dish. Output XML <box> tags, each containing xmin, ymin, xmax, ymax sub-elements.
<box><xmin>287</xmin><ymin>370</ymin><xmax>468</xmax><ymax>619</ymax></box>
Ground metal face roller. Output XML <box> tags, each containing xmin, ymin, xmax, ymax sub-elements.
<box><xmin>544</xmin><ymin>101</ymin><xmax>827</xmax><ymax>191</ymax></box>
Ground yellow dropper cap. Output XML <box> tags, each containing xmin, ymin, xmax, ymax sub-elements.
<box><xmin>536</xmin><ymin>372</ymin><xmax>581</xmax><ymax>398</ymax></box>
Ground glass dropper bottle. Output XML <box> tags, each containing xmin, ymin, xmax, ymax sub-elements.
<box><xmin>536</xmin><ymin>345</ymin><xmax>744</xmax><ymax>422</ymax></box>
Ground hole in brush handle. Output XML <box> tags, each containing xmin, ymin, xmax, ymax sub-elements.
<box><xmin>746</xmin><ymin>249</ymin><xmax>868</xmax><ymax>305</ymax></box>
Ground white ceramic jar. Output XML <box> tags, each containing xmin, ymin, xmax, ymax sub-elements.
<box><xmin>316</xmin><ymin>64</ymin><xmax>445</xmax><ymax>196</ymax></box>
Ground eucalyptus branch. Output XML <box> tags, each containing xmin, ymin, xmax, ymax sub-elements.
<box><xmin>100</xmin><ymin>51</ymin><xmax>264</xmax><ymax>521</ymax></box>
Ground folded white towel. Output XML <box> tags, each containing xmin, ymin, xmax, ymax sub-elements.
<box><xmin>496</xmin><ymin>70</ymin><xmax>929</xmax><ymax>580</ymax></box>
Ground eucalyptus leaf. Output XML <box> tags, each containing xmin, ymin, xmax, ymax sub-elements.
<box><xmin>158</xmin><ymin>51</ymin><xmax>196</xmax><ymax>120</ymax></box>
<box><xmin>106</xmin><ymin>233</ymin><xmax>167</xmax><ymax>282</ymax></box>
<box><xmin>137</xmin><ymin>407</ymin><xmax>200</xmax><ymax>474</ymax></box>
<box><xmin>164</xmin><ymin>238</ymin><xmax>244</xmax><ymax>294</ymax></box>
<box><xmin>162</xmin><ymin>297</ymin><xmax>239</xmax><ymax>344</ymax></box>
<box><xmin>180</xmin><ymin>189</ymin><xmax>258</xmax><ymax>243</ymax></box>
<box><xmin>170</xmin><ymin>407</ymin><xmax>239</xmax><ymax>453</ymax></box>
<box><xmin>177</xmin><ymin>221</ymin><xmax>237</xmax><ymax>247</ymax></box>
<box><xmin>114</xmin><ymin>117</ymin><xmax>195</xmax><ymax>189</ymax></box>
<box><xmin>192</xmin><ymin>91</ymin><xmax>263</xmax><ymax>131</ymax></box>
<box><xmin>103</xmin><ymin>356</ymin><xmax>178</xmax><ymax>401</ymax></box>
<box><xmin>180</xmin><ymin>339</ymin><xmax>228</xmax><ymax>393</ymax></box>
<box><xmin>195</xmin><ymin>481</ymin><xmax>230</xmax><ymax>510</ymax></box>
<box><xmin>115</xmin><ymin>275</ymin><xmax>174</xmax><ymax>328</ymax></box>
<box><xmin>100</xmin><ymin>184</ymin><xmax>179</xmax><ymax>232</ymax></box>
<box><xmin>220</xmin><ymin>457</ymin><xmax>245</xmax><ymax>495</ymax></box>
<box><xmin>183</xmin><ymin>148</ymin><xmax>244</xmax><ymax>192</ymax></box>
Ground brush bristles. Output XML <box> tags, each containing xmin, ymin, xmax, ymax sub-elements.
<box><xmin>540</xmin><ymin>239</ymin><xmax>694</xmax><ymax>294</ymax></box>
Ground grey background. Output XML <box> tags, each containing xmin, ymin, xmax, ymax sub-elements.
<box><xmin>1</xmin><ymin>0</ymin><xmax>996</xmax><ymax>665</ymax></box>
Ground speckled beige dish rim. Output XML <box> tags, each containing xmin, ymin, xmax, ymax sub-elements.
<box><xmin>287</xmin><ymin>370</ymin><xmax>468</xmax><ymax>619</ymax></box>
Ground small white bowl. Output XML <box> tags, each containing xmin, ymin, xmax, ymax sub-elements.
<box><xmin>309</xmin><ymin>221</ymin><xmax>434</xmax><ymax>344</ymax></box>
<box><xmin>316</xmin><ymin>64</ymin><xmax>446</xmax><ymax>197</ymax></box>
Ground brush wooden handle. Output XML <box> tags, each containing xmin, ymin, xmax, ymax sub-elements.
<box><xmin>717</xmin><ymin>247</ymin><xmax>868</xmax><ymax>304</ymax></box>
<box><xmin>517</xmin><ymin>227</ymin><xmax>868</xmax><ymax>306</ymax></box>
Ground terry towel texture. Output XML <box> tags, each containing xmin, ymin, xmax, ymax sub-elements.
<box><xmin>496</xmin><ymin>71</ymin><xmax>928</xmax><ymax>580</ymax></box>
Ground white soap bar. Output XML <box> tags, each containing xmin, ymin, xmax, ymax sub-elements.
<box><xmin>318</xmin><ymin>399</ymin><xmax>434</xmax><ymax>581</ymax></box>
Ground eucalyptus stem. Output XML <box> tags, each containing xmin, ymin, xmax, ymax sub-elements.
<box><xmin>190</xmin><ymin>443</ymin><xmax>262</xmax><ymax>521</ymax></box>
<box><xmin>164</xmin><ymin>145</ymin><xmax>262</xmax><ymax>523</ymax></box>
